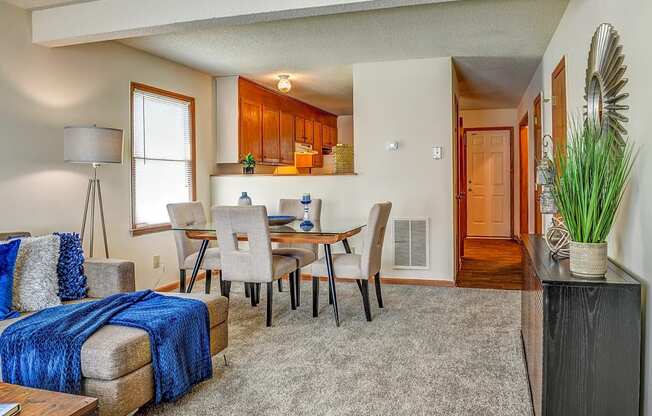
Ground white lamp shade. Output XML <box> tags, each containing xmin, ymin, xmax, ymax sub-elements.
<box><xmin>64</xmin><ymin>126</ymin><xmax>123</xmax><ymax>164</ymax></box>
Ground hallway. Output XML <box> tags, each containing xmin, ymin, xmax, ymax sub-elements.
<box><xmin>456</xmin><ymin>238</ymin><xmax>523</xmax><ymax>290</ymax></box>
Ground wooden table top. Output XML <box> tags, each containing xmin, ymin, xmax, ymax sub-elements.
<box><xmin>0</xmin><ymin>383</ymin><xmax>97</xmax><ymax>416</ymax></box>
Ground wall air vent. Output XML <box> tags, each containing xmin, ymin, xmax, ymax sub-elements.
<box><xmin>393</xmin><ymin>218</ymin><xmax>429</xmax><ymax>269</ymax></box>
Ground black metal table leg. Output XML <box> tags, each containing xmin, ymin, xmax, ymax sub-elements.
<box><xmin>343</xmin><ymin>238</ymin><xmax>352</xmax><ymax>254</ymax></box>
<box><xmin>312</xmin><ymin>276</ymin><xmax>319</xmax><ymax>317</ymax></box>
<box><xmin>187</xmin><ymin>239</ymin><xmax>209</xmax><ymax>293</ymax></box>
<box><xmin>324</xmin><ymin>244</ymin><xmax>340</xmax><ymax>327</ymax></box>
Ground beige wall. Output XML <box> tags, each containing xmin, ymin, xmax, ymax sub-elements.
<box><xmin>0</xmin><ymin>1</ymin><xmax>215</xmax><ymax>289</ymax></box>
<box><xmin>516</xmin><ymin>0</ymin><xmax>652</xmax><ymax>412</ymax></box>
<box><xmin>212</xmin><ymin>57</ymin><xmax>455</xmax><ymax>281</ymax></box>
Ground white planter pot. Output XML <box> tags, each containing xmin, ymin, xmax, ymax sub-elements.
<box><xmin>569</xmin><ymin>241</ymin><xmax>608</xmax><ymax>278</ymax></box>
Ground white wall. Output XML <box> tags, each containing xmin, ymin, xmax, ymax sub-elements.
<box><xmin>516</xmin><ymin>0</ymin><xmax>652</xmax><ymax>412</ymax></box>
<box><xmin>336</xmin><ymin>115</ymin><xmax>354</xmax><ymax>145</ymax></box>
<box><xmin>0</xmin><ymin>1</ymin><xmax>215</xmax><ymax>289</ymax></box>
<box><xmin>212</xmin><ymin>57</ymin><xmax>455</xmax><ymax>281</ymax></box>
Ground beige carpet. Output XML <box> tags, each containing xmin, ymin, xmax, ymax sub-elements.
<box><xmin>138</xmin><ymin>281</ymin><xmax>532</xmax><ymax>416</ymax></box>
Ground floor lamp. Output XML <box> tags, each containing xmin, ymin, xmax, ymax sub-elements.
<box><xmin>64</xmin><ymin>126</ymin><xmax>123</xmax><ymax>258</ymax></box>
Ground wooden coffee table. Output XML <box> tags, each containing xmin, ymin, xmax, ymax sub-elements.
<box><xmin>0</xmin><ymin>383</ymin><xmax>97</xmax><ymax>416</ymax></box>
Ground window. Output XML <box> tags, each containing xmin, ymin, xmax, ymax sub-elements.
<box><xmin>130</xmin><ymin>83</ymin><xmax>195</xmax><ymax>235</ymax></box>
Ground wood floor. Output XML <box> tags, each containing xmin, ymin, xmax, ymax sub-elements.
<box><xmin>456</xmin><ymin>238</ymin><xmax>523</xmax><ymax>290</ymax></box>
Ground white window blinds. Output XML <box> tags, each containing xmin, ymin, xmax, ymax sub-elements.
<box><xmin>131</xmin><ymin>86</ymin><xmax>194</xmax><ymax>229</ymax></box>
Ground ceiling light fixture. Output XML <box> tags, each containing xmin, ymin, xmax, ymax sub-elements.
<box><xmin>277</xmin><ymin>75</ymin><xmax>291</xmax><ymax>93</ymax></box>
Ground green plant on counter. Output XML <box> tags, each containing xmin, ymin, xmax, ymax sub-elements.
<box><xmin>241</xmin><ymin>153</ymin><xmax>256</xmax><ymax>169</ymax></box>
<box><xmin>553</xmin><ymin>116</ymin><xmax>636</xmax><ymax>243</ymax></box>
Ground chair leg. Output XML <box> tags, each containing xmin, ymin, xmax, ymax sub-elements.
<box><xmin>312</xmin><ymin>276</ymin><xmax>319</xmax><ymax>317</ymax></box>
<box><xmin>278</xmin><ymin>279</ymin><xmax>283</xmax><ymax>292</ymax></box>
<box><xmin>328</xmin><ymin>280</ymin><xmax>333</xmax><ymax>305</ymax></box>
<box><xmin>356</xmin><ymin>279</ymin><xmax>363</xmax><ymax>295</ymax></box>
<box><xmin>249</xmin><ymin>283</ymin><xmax>257</xmax><ymax>307</ymax></box>
<box><xmin>289</xmin><ymin>271</ymin><xmax>297</xmax><ymax>310</ymax></box>
<box><xmin>224</xmin><ymin>280</ymin><xmax>231</xmax><ymax>299</ymax></box>
<box><xmin>361</xmin><ymin>280</ymin><xmax>372</xmax><ymax>322</ymax></box>
<box><xmin>266</xmin><ymin>282</ymin><xmax>273</xmax><ymax>327</ymax></box>
<box><xmin>374</xmin><ymin>272</ymin><xmax>384</xmax><ymax>308</ymax></box>
<box><xmin>256</xmin><ymin>283</ymin><xmax>261</xmax><ymax>305</ymax></box>
<box><xmin>205</xmin><ymin>270</ymin><xmax>212</xmax><ymax>294</ymax></box>
<box><xmin>245</xmin><ymin>282</ymin><xmax>250</xmax><ymax>298</ymax></box>
<box><xmin>295</xmin><ymin>269</ymin><xmax>301</xmax><ymax>307</ymax></box>
<box><xmin>179</xmin><ymin>270</ymin><xmax>186</xmax><ymax>293</ymax></box>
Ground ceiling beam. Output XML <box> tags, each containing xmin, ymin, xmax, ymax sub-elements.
<box><xmin>32</xmin><ymin>0</ymin><xmax>460</xmax><ymax>47</ymax></box>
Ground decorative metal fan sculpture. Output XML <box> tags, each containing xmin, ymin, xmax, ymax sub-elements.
<box><xmin>584</xmin><ymin>23</ymin><xmax>629</xmax><ymax>145</ymax></box>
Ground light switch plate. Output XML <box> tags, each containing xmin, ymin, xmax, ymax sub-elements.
<box><xmin>432</xmin><ymin>146</ymin><xmax>442</xmax><ymax>160</ymax></box>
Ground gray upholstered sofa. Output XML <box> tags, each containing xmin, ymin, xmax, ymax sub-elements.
<box><xmin>0</xmin><ymin>258</ymin><xmax>229</xmax><ymax>416</ymax></box>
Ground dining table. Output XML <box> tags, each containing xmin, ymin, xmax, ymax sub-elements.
<box><xmin>172</xmin><ymin>219</ymin><xmax>366</xmax><ymax>326</ymax></box>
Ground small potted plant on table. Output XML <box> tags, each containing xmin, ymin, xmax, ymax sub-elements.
<box><xmin>241</xmin><ymin>153</ymin><xmax>256</xmax><ymax>174</ymax></box>
<box><xmin>553</xmin><ymin>117</ymin><xmax>636</xmax><ymax>278</ymax></box>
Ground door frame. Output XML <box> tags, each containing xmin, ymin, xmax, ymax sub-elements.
<box><xmin>552</xmin><ymin>56</ymin><xmax>567</xmax><ymax>161</ymax></box>
<box><xmin>518</xmin><ymin>113</ymin><xmax>529</xmax><ymax>237</ymax></box>
<box><xmin>533</xmin><ymin>94</ymin><xmax>543</xmax><ymax>234</ymax></box>
<box><xmin>458</xmin><ymin>126</ymin><xmax>515</xmax><ymax>244</ymax></box>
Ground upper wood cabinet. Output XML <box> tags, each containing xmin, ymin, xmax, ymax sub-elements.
<box><xmin>280</xmin><ymin>112</ymin><xmax>295</xmax><ymax>164</ymax></box>
<box><xmin>239</xmin><ymin>98</ymin><xmax>262</xmax><ymax>161</ymax></box>
<box><xmin>305</xmin><ymin>119</ymin><xmax>314</xmax><ymax>145</ymax></box>
<box><xmin>262</xmin><ymin>106</ymin><xmax>280</xmax><ymax>163</ymax></box>
<box><xmin>313</xmin><ymin>121</ymin><xmax>323</xmax><ymax>167</ymax></box>
<box><xmin>295</xmin><ymin>116</ymin><xmax>305</xmax><ymax>142</ymax></box>
<box><xmin>217</xmin><ymin>76</ymin><xmax>338</xmax><ymax>165</ymax></box>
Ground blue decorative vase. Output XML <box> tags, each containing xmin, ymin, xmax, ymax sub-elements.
<box><xmin>238</xmin><ymin>192</ymin><xmax>252</xmax><ymax>206</ymax></box>
<box><xmin>300</xmin><ymin>193</ymin><xmax>313</xmax><ymax>229</ymax></box>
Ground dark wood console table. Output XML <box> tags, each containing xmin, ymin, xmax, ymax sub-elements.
<box><xmin>521</xmin><ymin>235</ymin><xmax>641</xmax><ymax>416</ymax></box>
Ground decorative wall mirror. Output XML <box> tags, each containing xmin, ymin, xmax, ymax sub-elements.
<box><xmin>584</xmin><ymin>23</ymin><xmax>629</xmax><ymax>145</ymax></box>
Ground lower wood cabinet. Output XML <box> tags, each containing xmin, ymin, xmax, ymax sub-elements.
<box><xmin>521</xmin><ymin>235</ymin><xmax>641</xmax><ymax>416</ymax></box>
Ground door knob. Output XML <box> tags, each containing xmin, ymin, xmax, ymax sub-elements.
<box><xmin>468</xmin><ymin>189</ymin><xmax>473</xmax><ymax>192</ymax></box>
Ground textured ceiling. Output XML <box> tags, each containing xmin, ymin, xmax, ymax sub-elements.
<box><xmin>3</xmin><ymin>0</ymin><xmax>92</xmax><ymax>9</ymax></box>
<box><xmin>121</xmin><ymin>0</ymin><xmax>568</xmax><ymax>113</ymax></box>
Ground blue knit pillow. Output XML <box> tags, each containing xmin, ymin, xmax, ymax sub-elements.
<box><xmin>0</xmin><ymin>240</ymin><xmax>21</xmax><ymax>320</ymax></box>
<box><xmin>54</xmin><ymin>233</ymin><xmax>88</xmax><ymax>301</ymax></box>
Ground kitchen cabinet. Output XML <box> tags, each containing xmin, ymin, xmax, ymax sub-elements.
<box><xmin>280</xmin><ymin>111</ymin><xmax>295</xmax><ymax>164</ymax></box>
<box><xmin>305</xmin><ymin>119</ymin><xmax>314</xmax><ymax>145</ymax></box>
<box><xmin>218</xmin><ymin>76</ymin><xmax>338</xmax><ymax>165</ymax></box>
<box><xmin>262</xmin><ymin>106</ymin><xmax>280</xmax><ymax>163</ymax></box>
<box><xmin>313</xmin><ymin>121</ymin><xmax>323</xmax><ymax>167</ymax></box>
<box><xmin>239</xmin><ymin>98</ymin><xmax>262</xmax><ymax>161</ymax></box>
<box><xmin>295</xmin><ymin>116</ymin><xmax>305</xmax><ymax>142</ymax></box>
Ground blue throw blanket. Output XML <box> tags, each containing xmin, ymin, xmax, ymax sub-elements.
<box><xmin>0</xmin><ymin>290</ymin><xmax>212</xmax><ymax>403</ymax></box>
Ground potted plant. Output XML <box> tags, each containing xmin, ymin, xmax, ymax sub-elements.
<box><xmin>553</xmin><ymin>117</ymin><xmax>636</xmax><ymax>278</ymax></box>
<box><xmin>241</xmin><ymin>153</ymin><xmax>256</xmax><ymax>174</ymax></box>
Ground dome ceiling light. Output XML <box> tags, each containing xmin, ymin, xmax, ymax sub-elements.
<box><xmin>277</xmin><ymin>75</ymin><xmax>292</xmax><ymax>94</ymax></box>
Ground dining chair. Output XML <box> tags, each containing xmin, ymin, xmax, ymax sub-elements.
<box><xmin>311</xmin><ymin>202</ymin><xmax>392</xmax><ymax>321</ymax></box>
<box><xmin>213</xmin><ymin>205</ymin><xmax>298</xmax><ymax>327</ymax></box>
<box><xmin>273</xmin><ymin>198</ymin><xmax>322</xmax><ymax>309</ymax></box>
<box><xmin>167</xmin><ymin>202</ymin><xmax>221</xmax><ymax>294</ymax></box>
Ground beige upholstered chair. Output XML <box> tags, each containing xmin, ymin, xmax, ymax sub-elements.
<box><xmin>312</xmin><ymin>202</ymin><xmax>392</xmax><ymax>321</ymax></box>
<box><xmin>213</xmin><ymin>205</ymin><xmax>297</xmax><ymax>326</ymax></box>
<box><xmin>167</xmin><ymin>202</ymin><xmax>221</xmax><ymax>294</ymax></box>
<box><xmin>273</xmin><ymin>198</ymin><xmax>322</xmax><ymax>308</ymax></box>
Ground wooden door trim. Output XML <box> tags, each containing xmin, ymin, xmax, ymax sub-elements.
<box><xmin>533</xmin><ymin>94</ymin><xmax>543</xmax><ymax>234</ymax></box>
<box><xmin>519</xmin><ymin>113</ymin><xmax>529</xmax><ymax>236</ymax></box>
<box><xmin>552</xmin><ymin>56</ymin><xmax>566</xmax><ymax>79</ymax></box>
<box><xmin>552</xmin><ymin>56</ymin><xmax>568</xmax><ymax>159</ymax></box>
<box><xmin>462</xmin><ymin>127</ymin><xmax>515</xmax><ymax>239</ymax></box>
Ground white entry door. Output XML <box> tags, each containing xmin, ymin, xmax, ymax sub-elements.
<box><xmin>466</xmin><ymin>130</ymin><xmax>511</xmax><ymax>237</ymax></box>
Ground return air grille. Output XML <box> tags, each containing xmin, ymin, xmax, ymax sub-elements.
<box><xmin>393</xmin><ymin>218</ymin><xmax>429</xmax><ymax>269</ymax></box>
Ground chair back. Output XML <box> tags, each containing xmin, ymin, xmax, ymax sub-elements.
<box><xmin>167</xmin><ymin>202</ymin><xmax>206</xmax><ymax>269</ymax></box>
<box><xmin>361</xmin><ymin>202</ymin><xmax>392</xmax><ymax>278</ymax></box>
<box><xmin>278</xmin><ymin>198</ymin><xmax>322</xmax><ymax>254</ymax></box>
<box><xmin>212</xmin><ymin>205</ymin><xmax>274</xmax><ymax>283</ymax></box>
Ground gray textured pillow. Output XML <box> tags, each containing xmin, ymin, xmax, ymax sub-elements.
<box><xmin>13</xmin><ymin>235</ymin><xmax>62</xmax><ymax>312</ymax></box>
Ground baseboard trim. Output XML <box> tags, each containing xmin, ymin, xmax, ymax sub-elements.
<box><xmin>156</xmin><ymin>271</ymin><xmax>206</xmax><ymax>292</ymax></box>
<box><xmin>156</xmin><ymin>272</ymin><xmax>454</xmax><ymax>291</ymax></box>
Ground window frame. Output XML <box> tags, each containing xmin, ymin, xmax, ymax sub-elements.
<box><xmin>129</xmin><ymin>82</ymin><xmax>197</xmax><ymax>236</ymax></box>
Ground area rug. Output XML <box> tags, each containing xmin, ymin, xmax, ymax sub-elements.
<box><xmin>138</xmin><ymin>282</ymin><xmax>532</xmax><ymax>416</ymax></box>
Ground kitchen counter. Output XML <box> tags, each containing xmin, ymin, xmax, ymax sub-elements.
<box><xmin>210</xmin><ymin>173</ymin><xmax>358</xmax><ymax>177</ymax></box>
